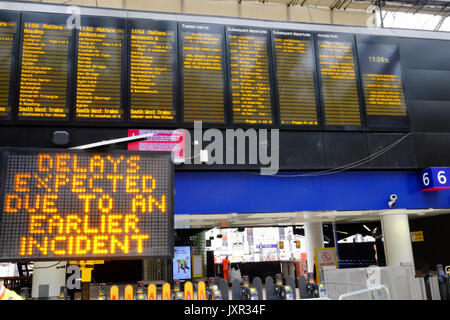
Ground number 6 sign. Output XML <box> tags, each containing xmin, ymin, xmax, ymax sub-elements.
<box><xmin>420</xmin><ymin>167</ymin><xmax>450</xmax><ymax>191</ymax></box>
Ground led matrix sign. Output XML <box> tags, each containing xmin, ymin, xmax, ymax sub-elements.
<box><xmin>356</xmin><ymin>38</ymin><xmax>408</xmax><ymax>129</ymax></box>
<box><xmin>129</xmin><ymin>20</ymin><xmax>177</xmax><ymax>123</ymax></box>
<box><xmin>227</xmin><ymin>27</ymin><xmax>274</xmax><ymax>126</ymax></box>
<box><xmin>18</xmin><ymin>14</ymin><xmax>71</xmax><ymax>120</ymax></box>
<box><xmin>0</xmin><ymin>13</ymin><xmax>17</xmax><ymax>120</ymax></box>
<box><xmin>316</xmin><ymin>33</ymin><xmax>363</xmax><ymax>128</ymax></box>
<box><xmin>272</xmin><ymin>30</ymin><xmax>320</xmax><ymax>127</ymax></box>
<box><xmin>75</xmin><ymin>20</ymin><xmax>125</xmax><ymax>120</ymax></box>
<box><xmin>0</xmin><ymin>148</ymin><xmax>174</xmax><ymax>261</ymax></box>
<box><xmin>180</xmin><ymin>23</ymin><xmax>226</xmax><ymax>124</ymax></box>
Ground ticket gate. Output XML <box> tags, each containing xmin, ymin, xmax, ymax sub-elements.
<box><xmin>266</xmin><ymin>274</ymin><xmax>295</xmax><ymax>300</ymax></box>
<box><xmin>124</xmin><ymin>284</ymin><xmax>134</xmax><ymax>300</ymax></box>
<box><xmin>97</xmin><ymin>283</ymin><xmax>107</xmax><ymax>300</ymax></box>
<box><xmin>197</xmin><ymin>281</ymin><xmax>207</xmax><ymax>300</ymax></box>
<box><xmin>172</xmin><ymin>280</ymin><xmax>184</xmax><ymax>300</ymax></box>
<box><xmin>299</xmin><ymin>273</ymin><xmax>319</xmax><ymax>299</ymax></box>
<box><xmin>147</xmin><ymin>283</ymin><xmax>157</xmax><ymax>300</ymax></box>
<box><xmin>162</xmin><ymin>283</ymin><xmax>171</xmax><ymax>300</ymax></box>
<box><xmin>135</xmin><ymin>281</ymin><xmax>147</xmax><ymax>300</ymax></box>
<box><xmin>109</xmin><ymin>285</ymin><xmax>119</xmax><ymax>300</ymax></box>
<box><xmin>184</xmin><ymin>281</ymin><xmax>194</xmax><ymax>300</ymax></box>
<box><xmin>232</xmin><ymin>276</ymin><xmax>260</xmax><ymax>300</ymax></box>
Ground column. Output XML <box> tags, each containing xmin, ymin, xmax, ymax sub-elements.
<box><xmin>304</xmin><ymin>222</ymin><xmax>324</xmax><ymax>273</ymax></box>
<box><xmin>380</xmin><ymin>212</ymin><xmax>414</xmax><ymax>268</ymax></box>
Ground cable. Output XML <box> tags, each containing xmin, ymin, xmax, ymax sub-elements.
<box><xmin>248</xmin><ymin>132</ymin><xmax>414</xmax><ymax>178</ymax></box>
<box><xmin>32</xmin><ymin>262</ymin><xmax>65</xmax><ymax>269</ymax></box>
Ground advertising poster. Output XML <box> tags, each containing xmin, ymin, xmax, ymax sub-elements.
<box><xmin>173</xmin><ymin>246</ymin><xmax>191</xmax><ymax>280</ymax></box>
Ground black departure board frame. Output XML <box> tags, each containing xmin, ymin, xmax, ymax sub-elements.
<box><xmin>226</xmin><ymin>25</ymin><xmax>277</xmax><ymax>129</ymax></box>
<box><xmin>271</xmin><ymin>29</ymin><xmax>322</xmax><ymax>130</ymax></box>
<box><xmin>0</xmin><ymin>10</ymin><xmax>20</xmax><ymax>122</ymax></box>
<box><xmin>127</xmin><ymin>18</ymin><xmax>178</xmax><ymax>127</ymax></box>
<box><xmin>179</xmin><ymin>22</ymin><xmax>229</xmax><ymax>128</ymax></box>
<box><xmin>14</xmin><ymin>12</ymin><xmax>75</xmax><ymax>125</ymax></box>
<box><xmin>73</xmin><ymin>15</ymin><xmax>127</xmax><ymax>124</ymax></box>
<box><xmin>356</xmin><ymin>34</ymin><xmax>410</xmax><ymax>132</ymax></box>
<box><xmin>315</xmin><ymin>32</ymin><xmax>366</xmax><ymax>131</ymax></box>
<box><xmin>0</xmin><ymin>147</ymin><xmax>174</xmax><ymax>262</ymax></box>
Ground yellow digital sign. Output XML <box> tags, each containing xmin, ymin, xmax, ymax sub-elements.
<box><xmin>75</xmin><ymin>25</ymin><xmax>124</xmax><ymax>120</ymax></box>
<box><xmin>0</xmin><ymin>148</ymin><xmax>173</xmax><ymax>261</ymax></box>
<box><xmin>0</xmin><ymin>19</ymin><xmax>16</xmax><ymax>119</ymax></box>
<box><xmin>18</xmin><ymin>21</ymin><xmax>70</xmax><ymax>120</ymax></box>
<box><xmin>228</xmin><ymin>27</ymin><xmax>273</xmax><ymax>125</ymax></box>
<box><xmin>130</xmin><ymin>25</ymin><xmax>176</xmax><ymax>122</ymax></box>
<box><xmin>317</xmin><ymin>35</ymin><xmax>362</xmax><ymax>127</ymax></box>
<box><xmin>181</xmin><ymin>24</ymin><xmax>226</xmax><ymax>124</ymax></box>
<box><xmin>273</xmin><ymin>31</ymin><xmax>319</xmax><ymax>126</ymax></box>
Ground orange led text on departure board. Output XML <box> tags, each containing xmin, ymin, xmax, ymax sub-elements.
<box><xmin>0</xmin><ymin>20</ymin><xmax>16</xmax><ymax>119</ymax></box>
<box><xmin>181</xmin><ymin>24</ymin><xmax>225</xmax><ymax>123</ymax></box>
<box><xmin>317</xmin><ymin>34</ymin><xmax>361</xmax><ymax>127</ymax></box>
<box><xmin>0</xmin><ymin>150</ymin><xmax>172</xmax><ymax>260</ymax></box>
<box><xmin>130</xmin><ymin>27</ymin><xmax>176</xmax><ymax>121</ymax></box>
<box><xmin>273</xmin><ymin>31</ymin><xmax>318</xmax><ymax>126</ymax></box>
<box><xmin>76</xmin><ymin>25</ymin><xmax>124</xmax><ymax>120</ymax></box>
<box><xmin>228</xmin><ymin>28</ymin><xmax>273</xmax><ymax>125</ymax></box>
<box><xmin>18</xmin><ymin>22</ymin><xmax>70</xmax><ymax>119</ymax></box>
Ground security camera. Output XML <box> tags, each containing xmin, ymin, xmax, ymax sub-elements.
<box><xmin>388</xmin><ymin>194</ymin><xmax>398</xmax><ymax>208</ymax></box>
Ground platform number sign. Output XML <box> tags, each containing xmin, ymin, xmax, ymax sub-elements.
<box><xmin>420</xmin><ymin>167</ymin><xmax>450</xmax><ymax>191</ymax></box>
<box><xmin>0</xmin><ymin>148</ymin><xmax>174</xmax><ymax>262</ymax></box>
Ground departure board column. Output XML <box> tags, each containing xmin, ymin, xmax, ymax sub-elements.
<box><xmin>356</xmin><ymin>39</ymin><xmax>408</xmax><ymax>129</ymax></box>
<box><xmin>18</xmin><ymin>20</ymin><xmax>71</xmax><ymax>120</ymax></box>
<box><xmin>272</xmin><ymin>30</ymin><xmax>319</xmax><ymax>127</ymax></box>
<box><xmin>227</xmin><ymin>27</ymin><xmax>274</xmax><ymax>126</ymax></box>
<box><xmin>129</xmin><ymin>21</ymin><xmax>177</xmax><ymax>123</ymax></box>
<box><xmin>76</xmin><ymin>23</ymin><xmax>124</xmax><ymax>120</ymax></box>
<box><xmin>180</xmin><ymin>23</ymin><xmax>226</xmax><ymax>124</ymax></box>
<box><xmin>0</xmin><ymin>16</ymin><xmax>17</xmax><ymax>119</ymax></box>
<box><xmin>316</xmin><ymin>33</ymin><xmax>363</xmax><ymax>128</ymax></box>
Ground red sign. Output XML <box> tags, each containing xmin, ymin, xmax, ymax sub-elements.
<box><xmin>128</xmin><ymin>129</ymin><xmax>185</xmax><ymax>163</ymax></box>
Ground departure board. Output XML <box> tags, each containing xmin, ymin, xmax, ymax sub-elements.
<box><xmin>128</xmin><ymin>20</ymin><xmax>177</xmax><ymax>124</ymax></box>
<box><xmin>180</xmin><ymin>23</ymin><xmax>226</xmax><ymax>124</ymax></box>
<box><xmin>0</xmin><ymin>12</ymin><xmax>18</xmax><ymax>120</ymax></box>
<box><xmin>272</xmin><ymin>30</ymin><xmax>320</xmax><ymax>127</ymax></box>
<box><xmin>227</xmin><ymin>26</ymin><xmax>274</xmax><ymax>126</ymax></box>
<box><xmin>356</xmin><ymin>38</ymin><xmax>409</xmax><ymax>129</ymax></box>
<box><xmin>75</xmin><ymin>18</ymin><xmax>125</xmax><ymax>120</ymax></box>
<box><xmin>316</xmin><ymin>33</ymin><xmax>363</xmax><ymax>128</ymax></box>
<box><xmin>18</xmin><ymin>14</ymin><xmax>72</xmax><ymax>120</ymax></box>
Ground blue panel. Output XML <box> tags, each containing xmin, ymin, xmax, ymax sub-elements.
<box><xmin>174</xmin><ymin>171</ymin><xmax>450</xmax><ymax>214</ymax></box>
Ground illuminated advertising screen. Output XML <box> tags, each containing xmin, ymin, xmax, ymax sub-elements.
<box><xmin>271</xmin><ymin>30</ymin><xmax>320</xmax><ymax>128</ymax></box>
<box><xmin>75</xmin><ymin>16</ymin><xmax>126</xmax><ymax>121</ymax></box>
<box><xmin>173</xmin><ymin>246</ymin><xmax>191</xmax><ymax>280</ymax></box>
<box><xmin>18</xmin><ymin>13</ymin><xmax>73</xmax><ymax>120</ymax></box>
<box><xmin>0</xmin><ymin>11</ymin><xmax>19</xmax><ymax>120</ymax></box>
<box><xmin>0</xmin><ymin>148</ymin><xmax>174</xmax><ymax>261</ymax></box>
<box><xmin>180</xmin><ymin>23</ymin><xmax>227</xmax><ymax>125</ymax></box>
<box><xmin>356</xmin><ymin>37</ymin><xmax>409</xmax><ymax>130</ymax></box>
<box><xmin>128</xmin><ymin>19</ymin><xmax>178</xmax><ymax>124</ymax></box>
<box><xmin>316</xmin><ymin>33</ymin><xmax>364</xmax><ymax>129</ymax></box>
<box><xmin>227</xmin><ymin>26</ymin><xmax>275</xmax><ymax>127</ymax></box>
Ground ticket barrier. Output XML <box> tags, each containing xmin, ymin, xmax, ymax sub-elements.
<box><xmin>299</xmin><ymin>273</ymin><xmax>319</xmax><ymax>299</ymax></box>
<box><xmin>232</xmin><ymin>276</ymin><xmax>260</xmax><ymax>300</ymax></box>
<box><xmin>437</xmin><ymin>265</ymin><xmax>450</xmax><ymax>300</ymax></box>
<box><xmin>135</xmin><ymin>281</ymin><xmax>147</xmax><ymax>300</ymax></box>
<box><xmin>197</xmin><ymin>281</ymin><xmax>207</xmax><ymax>300</ymax></box>
<box><xmin>204</xmin><ymin>277</ymin><xmax>225</xmax><ymax>300</ymax></box>
<box><xmin>184</xmin><ymin>281</ymin><xmax>194</xmax><ymax>300</ymax></box>
<box><xmin>172</xmin><ymin>280</ymin><xmax>184</xmax><ymax>300</ymax></box>
<box><xmin>266</xmin><ymin>274</ymin><xmax>295</xmax><ymax>300</ymax></box>
<box><xmin>97</xmin><ymin>283</ymin><xmax>107</xmax><ymax>300</ymax></box>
